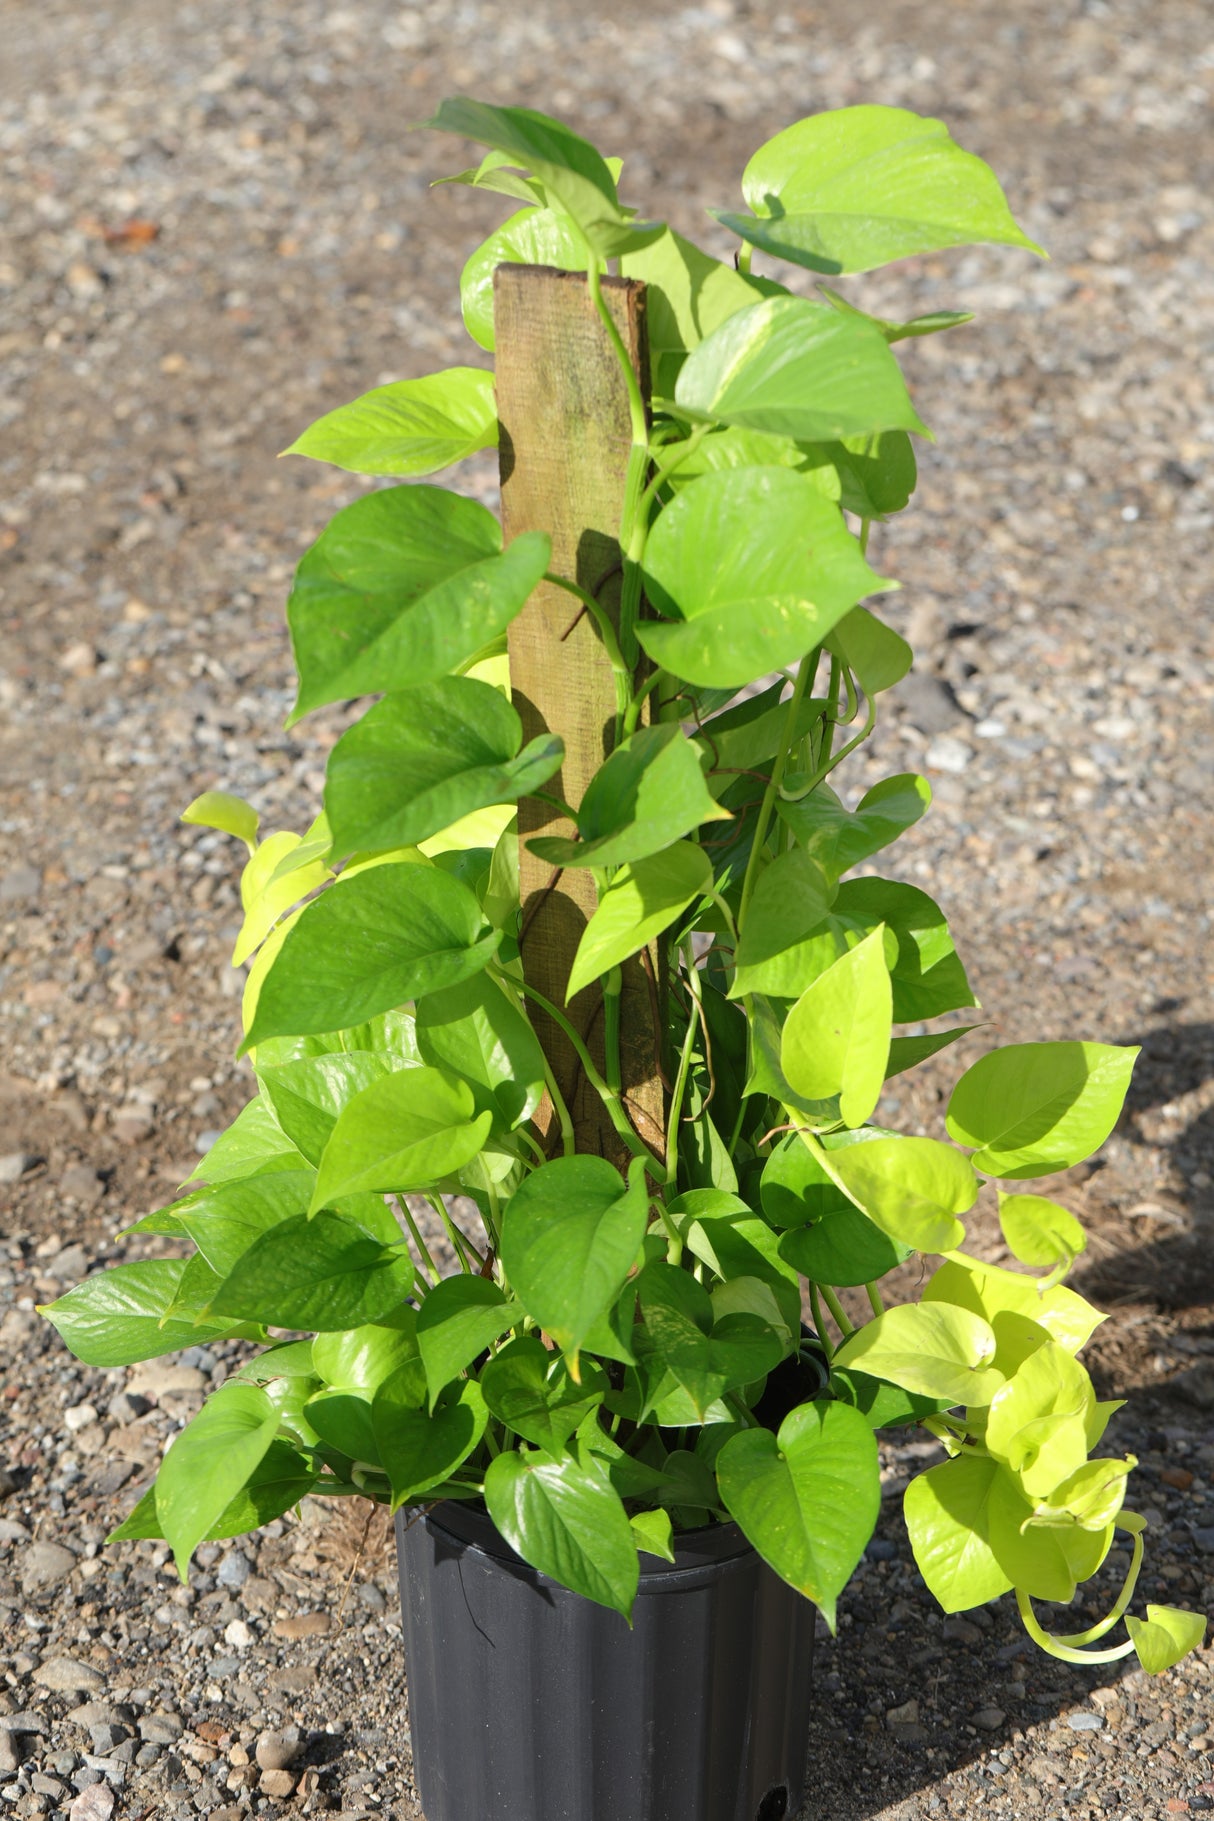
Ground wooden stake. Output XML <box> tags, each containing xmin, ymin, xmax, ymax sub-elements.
<box><xmin>495</xmin><ymin>264</ymin><xmax>665</xmax><ymax>1169</ymax></box>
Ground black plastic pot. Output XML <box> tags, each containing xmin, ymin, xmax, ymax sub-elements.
<box><xmin>395</xmin><ymin>1498</ymin><xmax>816</xmax><ymax>1821</ymax></box>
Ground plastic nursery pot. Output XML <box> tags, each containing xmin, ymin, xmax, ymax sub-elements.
<box><xmin>395</xmin><ymin>1498</ymin><xmax>816</xmax><ymax>1821</ymax></box>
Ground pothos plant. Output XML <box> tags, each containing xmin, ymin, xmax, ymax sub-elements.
<box><xmin>43</xmin><ymin>99</ymin><xmax>1204</xmax><ymax>1676</ymax></box>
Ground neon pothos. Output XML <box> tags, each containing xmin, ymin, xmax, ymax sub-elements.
<box><xmin>42</xmin><ymin>99</ymin><xmax>1200</xmax><ymax>1673</ymax></box>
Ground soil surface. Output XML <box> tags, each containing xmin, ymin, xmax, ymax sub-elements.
<box><xmin>1</xmin><ymin>2</ymin><xmax>1212</xmax><ymax>1819</ymax></box>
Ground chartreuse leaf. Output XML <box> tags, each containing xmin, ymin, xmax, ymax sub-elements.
<box><xmin>1126</xmin><ymin>1605</ymin><xmax>1207</xmax><ymax>1675</ymax></box>
<box><xmin>672</xmin><ymin>297</ymin><xmax>929</xmax><ymax>442</ymax></box>
<box><xmin>768</xmin><ymin>878</ymin><xmax>974</xmax><ymax>1022</ymax></box>
<box><xmin>946</xmin><ymin>1041</ymin><xmax>1139</xmax><ymax>1178</ymax></box>
<box><xmin>283</xmin><ymin>368</ymin><xmax>497</xmax><ymax>476</ymax></box>
<box><xmin>903</xmin><ymin>1454</ymin><xmax>1013</xmax><ymax>1612</ymax></box>
<box><xmin>373</xmin><ymin>1374</ymin><xmax>488</xmax><ymax>1511</ymax></box>
<box><xmin>719</xmin><ymin>105</ymin><xmax>1043</xmax><ymax>275</ymax></box>
<box><xmin>780</xmin><ymin>927</ymin><xmax>892</xmax><ymax>1127</ymax></box>
<box><xmin>639</xmin><ymin>467</ymin><xmax>892</xmax><ymax>689</ymax></box>
<box><xmin>818</xmin><ymin>284</ymin><xmax>973</xmax><ymax>345</ymax></box>
<box><xmin>256</xmin><ymin>1055</ymin><xmax>389</xmax><ymax>1163</ymax></box>
<box><xmin>630</xmin><ymin>1508</ymin><xmax>675</xmax><ymax>1562</ymax></box>
<box><xmin>620</xmin><ymin>227</ymin><xmax>783</xmax><ymax>394</ymax></box>
<box><xmin>731</xmin><ymin>850</ymin><xmax>837</xmax><ymax>998</ymax></box>
<box><xmin>1035</xmin><ymin>1457</ymin><xmax>1134</xmax><ymax>1531</ymax></box>
<box><xmin>108</xmin><ymin>1439</ymin><xmax>317</xmax><ymax>1545</ymax></box>
<box><xmin>325</xmin><ymin>678</ymin><xmax>562</xmax><ymax>859</ymax></box>
<box><xmin>186</xmin><ymin>1094</ymin><xmax>306</xmax><ymax>1185</ymax></box>
<box><xmin>422</xmin><ymin>98</ymin><xmax>662</xmax><ymax>258</ymax></box>
<box><xmin>825</xmin><ymin>606</ymin><xmax>912</xmax><ymax>696</ymax></box>
<box><xmin>984</xmin><ymin>1339</ymin><xmax>1094</xmax><ymax>1498</ymax></box>
<box><xmin>309</xmin><ymin>1068</ymin><xmax>491</xmax><ymax>1211</ymax></box>
<box><xmin>635</xmin><ymin>1261</ymin><xmax>786</xmax><ymax>1422</ymax></box>
<box><xmin>241</xmin><ymin>863</ymin><xmax>501</xmax><ymax>1054</ymax></box>
<box><xmin>824</xmin><ymin>1135</ymin><xmax>979</xmax><ymax>1254</ymax></box>
<box><xmin>460</xmin><ymin>206</ymin><xmax>587</xmax><ymax>351</ymax></box>
<box><xmin>834</xmin><ymin>1303</ymin><xmax>1003</xmax><ymax>1405</ymax></box>
<box><xmin>744</xmin><ymin>993</ymin><xmax>841</xmax><ymax>1128</ymax></box>
<box><xmin>529</xmin><ymin>725</ymin><xmax>727</xmax><ymax>869</ymax></box>
<box><xmin>924</xmin><ymin>1259</ymin><xmax>1104</xmax><ymax>1357</ymax></box>
<box><xmin>481</xmin><ymin>1337</ymin><xmax>608</xmax><ymax>1449</ymax></box>
<box><xmin>181</xmin><ymin>791</ymin><xmax>259</xmax><ymax>854</ymax></box>
<box><xmin>764</xmin><ymin>1130</ymin><xmax>911</xmax><ymax>1286</ymax></box>
<box><xmin>416</xmin><ymin>973</ymin><xmax>546</xmax><ymax>1129</ymax></box>
<box><xmin>156</xmin><ymin>1382</ymin><xmax>280</xmax><ymax>1578</ymax></box>
<box><xmin>416</xmin><ymin>1276</ymin><xmax>520</xmax><ymax>1407</ymax></box>
<box><xmin>313</xmin><ymin>1317</ymin><xmax>423</xmax><ymax>1399</ymax></box>
<box><xmin>209</xmin><ymin>1211</ymin><xmax>414</xmax><ymax>1331</ymax></box>
<box><xmin>40</xmin><ymin>1260</ymin><xmax>254</xmax><ymax>1368</ymax></box>
<box><xmin>287</xmin><ymin>484</ymin><xmax>549</xmax><ymax>722</ymax></box>
<box><xmin>886</xmin><ymin>1026</ymin><xmax>980</xmax><ymax>1081</ymax></box>
<box><xmin>716</xmin><ymin>1402</ymin><xmax>879</xmax><ymax>1628</ymax></box>
<box><xmin>484</xmin><ymin>1447</ymin><xmax>640</xmax><ymax>1619</ymax></box>
<box><xmin>232</xmin><ymin>831</ymin><xmax>333</xmax><ymax>968</ymax></box>
<box><xmin>830</xmin><ymin>1371</ymin><xmax>953</xmax><ymax>1431</ymax></box>
<box><xmin>999</xmin><ymin>1191</ymin><xmax>1087</xmax><ymax>1279</ymax></box>
<box><xmin>776</xmin><ymin>773</ymin><xmax>930</xmax><ymax>880</ymax></box>
<box><xmin>500</xmin><ymin>1156</ymin><xmax>648</xmax><ymax>1363</ymax></box>
<box><xmin>987</xmin><ymin>1468</ymin><xmax>1111</xmax><ymax>1602</ymax></box>
<box><xmin>566</xmin><ymin>843</ymin><xmax>710</xmax><ymax>998</ymax></box>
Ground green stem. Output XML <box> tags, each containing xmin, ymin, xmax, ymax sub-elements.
<box><xmin>544</xmin><ymin>571</ymin><xmax>630</xmax><ymax>680</ymax></box>
<box><xmin>603</xmin><ymin>965</ymin><xmax>622</xmax><ymax>1094</ymax></box>
<box><xmin>808</xmin><ymin>1284</ymin><xmax>834</xmax><ymax>1363</ymax></box>
<box><xmin>428</xmin><ymin>1192</ymin><xmax>487</xmax><ymax>1273</ymax></box>
<box><xmin>497</xmin><ymin>966</ymin><xmax>658</xmax><ymax>1168</ymax></box>
<box><xmin>588</xmin><ymin>261</ymin><xmax>648</xmax><ymax>446</ymax></box>
<box><xmin>664</xmin><ymin>938</ymin><xmax>702</xmax><ymax>1191</ymax></box>
<box><xmin>638</xmin><ymin>424</ymin><xmax>710</xmax><ymax>512</ymax></box>
<box><xmin>1015</xmin><ymin>1587</ymin><xmax>1136</xmax><ymax>1666</ymax></box>
<box><xmin>725</xmin><ymin>1391</ymin><xmax>757</xmax><ymax>1427</ymax></box>
<box><xmin>864</xmin><ymin>1281</ymin><xmax>885</xmax><ymax>1318</ymax></box>
<box><xmin>737</xmin><ymin>244</ymin><xmax>753</xmax><ymax>275</ymax></box>
<box><xmin>396</xmin><ymin>1196</ymin><xmax>440</xmax><ymax>1287</ymax></box>
<box><xmin>859</xmin><ymin>515</ymin><xmax>872</xmax><ymax>557</ymax></box>
<box><xmin>656</xmin><ymin>1197</ymin><xmax>684</xmax><ymax>1267</ymax></box>
<box><xmin>818</xmin><ymin>1283</ymin><xmax>855</xmax><ymax>1341</ymax></box>
<box><xmin>541</xmin><ymin>1054</ymin><xmax>576</xmax><ymax>1159</ymax></box>
<box><xmin>484</xmin><ymin>1179</ymin><xmax>502</xmax><ymax>1253</ymax></box>
<box><xmin>737</xmin><ymin>651</ymin><xmax>818</xmax><ymax>931</ymax></box>
<box><xmin>1054</xmin><ymin>1519</ymin><xmax>1145</xmax><ymax>1646</ymax></box>
<box><xmin>622</xmin><ymin>669</ymin><xmax>665</xmax><ymax>736</ymax></box>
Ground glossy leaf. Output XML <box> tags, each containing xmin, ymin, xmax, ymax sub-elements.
<box><xmin>312</xmin><ymin>1317</ymin><xmax>423</xmax><ymax>1397</ymax></box>
<box><xmin>923</xmin><ymin>1259</ymin><xmax>1104</xmax><ymax>1357</ymax></box>
<box><xmin>232</xmin><ymin>831</ymin><xmax>333</xmax><ymax>968</ymax></box>
<box><xmin>156</xmin><ymin>1383</ymin><xmax>280</xmax><ymax>1578</ymax></box>
<box><xmin>481</xmin><ymin>1337</ymin><xmax>608</xmax><ymax>1449</ymax></box>
<box><xmin>722</xmin><ymin>105</ymin><xmax>1043</xmax><ymax>274</ymax></box>
<box><xmin>242</xmin><ymin>863</ymin><xmax>501</xmax><ymax>1053</ymax></box>
<box><xmin>309</xmin><ymin>1068</ymin><xmax>491</xmax><ymax>1210</ymax></box>
<box><xmin>181</xmin><ymin>791</ymin><xmax>259</xmax><ymax>854</ymax></box>
<box><xmin>825</xmin><ymin>1134</ymin><xmax>979</xmax><ymax>1254</ymax></box>
<box><xmin>780</xmin><ymin>927</ymin><xmax>892</xmax><ymax>1126</ymax></box>
<box><xmin>886</xmin><ymin>1025</ymin><xmax>979</xmax><ymax>1080</ymax></box>
<box><xmin>529</xmin><ymin>724</ymin><xmax>727</xmax><ymax>869</ymax></box>
<box><xmin>177</xmin><ymin>1169</ymin><xmax>316</xmax><ymax>1274</ymax></box>
<box><xmin>185</xmin><ymin>1094</ymin><xmax>306</xmax><ymax>1185</ymax></box>
<box><xmin>373</xmin><ymin>1374</ymin><xmax>488</xmax><ymax>1510</ymax></box>
<box><xmin>483</xmin><ymin>1447</ymin><xmax>639</xmax><ymax>1619</ymax></box>
<box><xmin>620</xmin><ymin>227</ymin><xmax>783</xmax><ymax>394</ymax></box>
<box><xmin>673</xmin><ymin>296</ymin><xmax>928</xmax><ymax>442</ymax></box>
<box><xmin>416</xmin><ymin>973</ymin><xmax>546</xmax><ymax>1129</ymax></box>
<box><xmin>640</xmin><ymin>466</ymin><xmax>893</xmax><ymax>689</ymax></box>
<box><xmin>630</xmin><ymin>1508</ymin><xmax>675</xmax><ymax>1562</ymax></box>
<box><xmin>946</xmin><ymin>1042</ymin><xmax>1139</xmax><ymax>1178</ymax></box>
<box><xmin>731</xmin><ymin>849</ymin><xmax>837</xmax><ymax>998</ymax></box>
<box><xmin>636</xmin><ymin>1261</ymin><xmax>785</xmax><ymax>1421</ymax></box>
<box><xmin>40</xmin><ymin>1260</ymin><xmax>251</xmax><ymax>1368</ymax></box>
<box><xmin>999</xmin><ymin>1191</ymin><xmax>1087</xmax><ymax>1276</ymax></box>
<box><xmin>325</xmin><ymin>678</ymin><xmax>562</xmax><ymax>859</ymax></box>
<box><xmin>776</xmin><ymin>773</ymin><xmax>930</xmax><ymax>881</ymax></box>
<box><xmin>256</xmin><ymin>1055</ymin><xmax>389</xmax><ymax>1164</ymax></box>
<box><xmin>814</xmin><ymin>878</ymin><xmax>976</xmax><ymax>1023</ymax></box>
<box><xmin>422</xmin><ymin>98</ymin><xmax>662</xmax><ymax>258</ymax></box>
<box><xmin>287</xmin><ymin>484</ymin><xmax>549</xmax><ymax>721</ymax></box>
<box><xmin>903</xmin><ymin>1453</ymin><xmax>1013</xmax><ymax>1611</ymax></box>
<box><xmin>108</xmin><ymin>1439</ymin><xmax>317</xmax><ymax>1545</ymax></box>
<box><xmin>566</xmin><ymin>843</ymin><xmax>710</xmax><ymax>998</ymax></box>
<box><xmin>1125</xmin><ymin>1605</ymin><xmax>1207</xmax><ymax>1676</ymax></box>
<box><xmin>818</xmin><ymin>284</ymin><xmax>973</xmax><ymax>344</ymax></box>
<box><xmin>460</xmin><ymin>206</ymin><xmax>587</xmax><ymax>351</ymax></box>
<box><xmin>415</xmin><ymin>1276</ymin><xmax>520</xmax><ymax>1407</ymax></box>
<box><xmin>834</xmin><ymin>1302</ymin><xmax>1003</xmax><ymax>1405</ymax></box>
<box><xmin>284</xmin><ymin>368</ymin><xmax>497</xmax><ymax>477</ymax></box>
<box><xmin>209</xmin><ymin>1211</ymin><xmax>414</xmax><ymax>1331</ymax></box>
<box><xmin>500</xmin><ymin>1156</ymin><xmax>648</xmax><ymax>1360</ymax></box>
<box><xmin>696</xmin><ymin>679</ymin><xmax>829</xmax><ymax>784</ymax></box>
<box><xmin>826</xmin><ymin>606</ymin><xmax>912</xmax><ymax>696</ymax></box>
<box><xmin>1036</xmin><ymin>1456</ymin><xmax>1134</xmax><ymax>1532</ymax></box>
<box><xmin>716</xmin><ymin>1401</ymin><xmax>879</xmax><ymax>1628</ymax></box>
<box><xmin>985</xmin><ymin>1339</ymin><xmax>1094</xmax><ymax>1497</ymax></box>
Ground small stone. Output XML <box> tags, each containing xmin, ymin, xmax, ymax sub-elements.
<box><xmin>64</xmin><ymin>1404</ymin><xmax>99</xmax><ymax>1434</ymax></box>
<box><xmin>0</xmin><ymin>869</ymin><xmax>41</xmax><ymax>904</ymax></box>
<box><xmin>0</xmin><ymin>1732</ymin><xmax>25</xmax><ymax>1775</ymax></box>
<box><xmin>0</xmin><ymin>1519</ymin><xmax>29</xmax><ymax>1543</ymax></box>
<box><xmin>133</xmin><ymin>1745</ymin><xmax>159</xmax><ymax>1769</ymax></box>
<box><xmin>1192</xmin><ymin>1526</ymin><xmax>1214</xmax><ymax>1555</ymax></box>
<box><xmin>0</xmin><ymin>1470</ymin><xmax>18</xmax><ymax>1499</ymax></box>
<box><xmin>106</xmin><ymin>1392</ymin><xmax>150</xmax><ymax>1427</ymax></box>
<box><xmin>87</xmin><ymin>1725</ymin><xmax>128</xmax><ymax>1754</ymax></box>
<box><xmin>20</xmin><ymin>1542</ymin><xmax>77</xmax><ymax>1596</ymax></box>
<box><xmin>111</xmin><ymin>1109</ymin><xmax>153</xmax><ymax>1145</ymax></box>
<box><xmin>58</xmin><ymin>640</ymin><xmax>98</xmax><ymax>677</ymax></box>
<box><xmin>0</xmin><ymin>1716</ymin><xmax>46</xmax><ymax>1737</ymax></box>
<box><xmin>1066</xmin><ymin>1711</ymin><xmax>1104</xmax><ymax>1732</ymax></box>
<box><xmin>864</xmin><ymin>1538</ymin><xmax>896</xmax><ymax>1562</ymax></box>
<box><xmin>255</xmin><ymin>1728</ymin><xmax>303</xmax><ymax>1774</ymax></box>
<box><xmin>30</xmin><ymin>1778</ymin><xmax>65</xmax><ymax>1801</ymax></box>
<box><xmin>216</xmin><ymin>1550</ymin><xmax>251</xmax><ymax>1590</ymax></box>
<box><xmin>58</xmin><ymin>1166</ymin><xmax>104</xmax><ymax>1205</ymax></box>
<box><xmin>32</xmin><ymin>1658</ymin><xmax>104</xmax><ymax>1696</ymax></box>
<box><xmin>65</xmin><ymin>1707</ymin><xmax>126</xmax><ymax>1731</ymax></box>
<box><xmin>222</xmin><ymin>1620</ymin><xmax>255</xmax><ymax>1651</ymax></box>
<box><xmin>974</xmin><ymin>1706</ymin><xmax>1006</xmax><ymax>1730</ymax></box>
<box><xmin>272</xmin><ymin>1613</ymin><xmax>329</xmax><ymax>1640</ymax></box>
<box><xmin>69</xmin><ymin>1786</ymin><xmax>114</xmax><ymax>1821</ymax></box>
<box><xmin>136</xmin><ymin>1713</ymin><xmax>183</xmax><ymax>1745</ymax></box>
<box><xmin>125</xmin><ymin>1364</ymin><xmax>205</xmax><ymax>1398</ymax></box>
<box><xmin>1161</xmin><ymin>1466</ymin><xmax>1194</xmax><ymax>1491</ymax></box>
<box><xmin>886</xmin><ymin>1699</ymin><xmax>919</xmax><ymax>1727</ymax></box>
<box><xmin>924</xmin><ymin>734</ymin><xmax>972</xmax><ymax>774</ymax></box>
<box><xmin>0</xmin><ymin>1153</ymin><xmax>32</xmax><ymax>1185</ymax></box>
<box><xmin>268</xmin><ymin>1667</ymin><xmax>316</xmax><ymax>1694</ymax></box>
<box><xmin>258</xmin><ymin>1768</ymin><xmax>298</xmax><ymax>1799</ymax></box>
<box><xmin>942</xmin><ymin>1616</ymin><xmax>982</xmax><ymax>1644</ymax></box>
<box><xmin>898</xmin><ymin>671</ymin><xmax>968</xmax><ymax>735</ymax></box>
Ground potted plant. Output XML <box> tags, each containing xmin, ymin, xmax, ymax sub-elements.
<box><xmin>41</xmin><ymin>98</ymin><xmax>1204</xmax><ymax>1821</ymax></box>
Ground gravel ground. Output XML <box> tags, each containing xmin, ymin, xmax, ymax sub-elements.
<box><xmin>2</xmin><ymin>1</ymin><xmax>1213</xmax><ymax>1817</ymax></box>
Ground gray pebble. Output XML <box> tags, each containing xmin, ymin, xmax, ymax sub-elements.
<box><xmin>255</xmin><ymin>1726</ymin><xmax>304</xmax><ymax>1773</ymax></box>
<box><xmin>216</xmin><ymin>1549</ymin><xmax>251</xmax><ymax>1590</ymax></box>
<box><xmin>20</xmin><ymin>1542</ymin><xmax>77</xmax><ymax>1596</ymax></box>
<box><xmin>0</xmin><ymin>1154</ymin><xmax>33</xmax><ymax>1186</ymax></box>
<box><xmin>0</xmin><ymin>868</ymin><xmax>41</xmax><ymax>903</ymax></box>
<box><xmin>974</xmin><ymin>1706</ymin><xmax>1006</xmax><ymax>1730</ymax></box>
<box><xmin>31</xmin><ymin>1659</ymin><xmax>104</xmax><ymax>1695</ymax></box>
<box><xmin>137</xmin><ymin>1713</ymin><xmax>184</xmax><ymax>1745</ymax></box>
<box><xmin>864</xmin><ymin>1538</ymin><xmax>897</xmax><ymax>1562</ymax></box>
<box><xmin>0</xmin><ymin>1732</ymin><xmax>26</xmax><ymax>1775</ymax></box>
<box><xmin>1066</xmin><ymin>1711</ymin><xmax>1104</xmax><ymax>1732</ymax></box>
<box><xmin>1192</xmin><ymin>1526</ymin><xmax>1214</xmax><ymax>1554</ymax></box>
